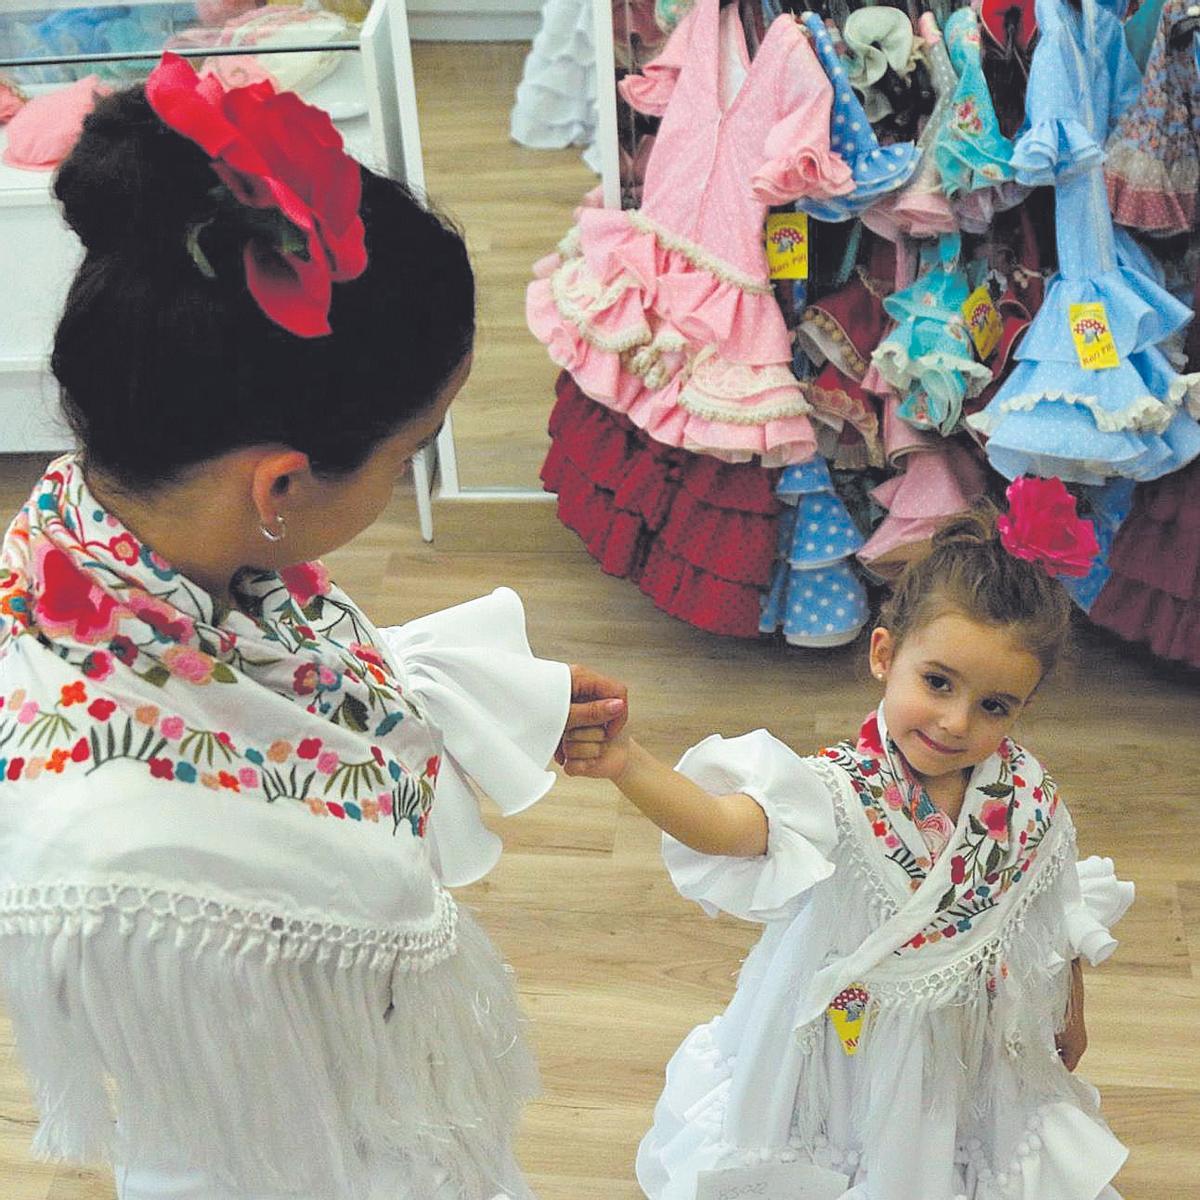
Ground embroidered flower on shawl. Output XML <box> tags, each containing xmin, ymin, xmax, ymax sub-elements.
<box><xmin>979</xmin><ymin>797</ymin><xmax>1010</xmax><ymax>841</ymax></box>
<box><xmin>3</xmin><ymin>457</ymin><xmax>437</xmax><ymax>840</ymax></box>
<box><xmin>127</xmin><ymin>591</ymin><xmax>196</xmax><ymax>643</ymax></box>
<box><xmin>108</xmin><ymin>532</ymin><xmax>140</xmax><ymax>565</ymax></box>
<box><xmin>856</xmin><ymin>711</ymin><xmax>885</xmax><ymax>756</ymax></box>
<box><xmin>81</xmin><ymin>650</ymin><xmax>115</xmax><ymax>681</ymax></box>
<box><xmin>33</xmin><ymin>546</ymin><xmax>123</xmax><ymax>644</ymax></box>
<box><xmin>280</xmin><ymin>561</ymin><xmax>332</xmax><ymax>607</ymax></box>
<box><xmin>162</xmin><ymin>645</ymin><xmax>217</xmax><ymax>685</ymax></box>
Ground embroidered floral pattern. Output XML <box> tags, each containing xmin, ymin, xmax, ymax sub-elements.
<box><xmin>821</xmin><ymin>710</ymin><xmax>1060</xmax><ymax>950</ymax></box>
<box><xmin>953</xmin><ymin>99</ymin><xmax>984</xmax><ymax>136</ymax></box>
<box><xmin>0</xmin><ymin>457</ymin><xmax>439</xmax><ymax>838</ymax></box>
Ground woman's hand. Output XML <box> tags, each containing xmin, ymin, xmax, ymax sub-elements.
<box><xmin>555</xmin><ymin>663</ymin><xmax>627</xmax><ymax>765</ymax></box>
<box><xmin>1056</xmin><ymin>958</ymin><xmax>1088</xmax><ymax>1071</ymax></box>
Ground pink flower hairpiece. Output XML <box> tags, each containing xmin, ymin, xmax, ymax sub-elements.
<box><xmin>145</xmin><ymin>52</ymin><xmax>367</xmax><ymax>338</ymax></box>
<box><xmin>996</xmin><ymin>476</ymin><xmax>1100</xmax><ymax>579</ymax></box>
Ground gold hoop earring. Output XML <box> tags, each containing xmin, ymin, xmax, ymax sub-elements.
<box><xmin>259</xmin><ymin>514</ymin><xmax>287</xmax><ymax>543</ymax></box>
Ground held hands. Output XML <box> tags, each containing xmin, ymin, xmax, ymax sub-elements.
<box><xmin>556</xmin><ymin>663</ymin><xmax>629</xmax><ymax>774</ymax></box>
<box><xmin>561</xmin><ymin>723</ymin><xmax>634</xmax><ymax>780</ymax></box>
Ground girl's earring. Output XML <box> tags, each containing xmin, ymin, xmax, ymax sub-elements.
<box><xmin>259</xmin><ymin>514</ymin><xmax>287</xmax><ymax>543</ymax></box>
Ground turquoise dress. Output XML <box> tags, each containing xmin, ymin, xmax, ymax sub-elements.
<box><xmin>968</xmin><ymin>0</ymin><xmax>1200</xmax><ymax>484</ymax></box>
<box><xmin>933</xmin><ymin>7</ymin><xmax>1018</xmax><ymax>197</ymax></box>
<box><xmin>870</xmin><ymin>234</ymin><xmax>993</xmax><ymax>436</ymax></box>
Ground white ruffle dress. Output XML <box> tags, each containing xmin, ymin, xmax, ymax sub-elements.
<box><xmin>509</xmin><ymin>0</ymin><xmax>600</xmax><ymax>172</ymax></box>
<box><xmin>637</xmin><ymin>726</ymin><xmax>1134</xmax><ymax>1200</ymax></box>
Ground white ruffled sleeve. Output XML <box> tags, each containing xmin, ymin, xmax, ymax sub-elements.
<box><xmin>1061</xmin><ymin>856</ymin><xmax>1135</xmax><ymax>966</ymax></box>
<box><xmin>663</xmin><ymin>730</ymin><xmax>838</xmax><ymax>924</ymax></box>
<box><xmin>380</xmin><ymin>588</ymin><xmax>570</xmax><ymax>888</ymax></box>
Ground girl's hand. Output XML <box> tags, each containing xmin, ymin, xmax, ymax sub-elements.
<box><xmin>560</xmin><ymin>726</ymin><xmax>632</xmax><ymax>781</ymax></box>
<box><xmin>556</xmin><ymin>663</ymin><xmax>627</xmax><ymax>765</ymax></box>
<box><xmin>1056</xmin><ymin>958</ymin><xmax>1088</xmax><ymax>1071</ymax></box>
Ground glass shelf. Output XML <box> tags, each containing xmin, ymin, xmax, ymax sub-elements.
<box><xmin>0</xmin><ymin>2</ymin><xmax>367</xmax><ymax>77</ymax></box>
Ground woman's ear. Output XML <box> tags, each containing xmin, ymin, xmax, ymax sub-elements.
<box><xmin>249</xmin><ymin>449</ymin><xmax>311</xmax><ymax>528</ymax></box>
<box><xmin>868</xmin><ymin>626</ymin><xmax>894</xmax><ymax>682</ymax></box>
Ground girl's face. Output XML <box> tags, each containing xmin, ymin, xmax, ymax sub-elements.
<box><xmin>868</xmin><ymin>611</ymin><xmax>1042</xmax><ymax>785</ymax></box>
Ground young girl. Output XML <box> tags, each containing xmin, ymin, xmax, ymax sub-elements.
<box><xmin>564</xmin><ymin>482</ymin><xmax>1134</xmax><ymax>1200</ymax></box>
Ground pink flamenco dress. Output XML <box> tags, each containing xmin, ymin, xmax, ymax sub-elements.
<box><xmin>527</xmin><ymin>0</ymin><xmax>854</xmax><ymax>467</ymax></box>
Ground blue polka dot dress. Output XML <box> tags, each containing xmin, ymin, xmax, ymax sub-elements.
<box><xmin>759</xmin><ymin>458</ymin><xmax>870</xmax><ymax>646</ymax></box>
<box><xmin>796</xmin><ymin>12</ymin><xmax>920</xmax><ymax>223</ymax></box>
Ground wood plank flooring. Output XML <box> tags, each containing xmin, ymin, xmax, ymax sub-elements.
<box><xmin>2</xmin><ymin>38</ymin><xmax>1198</xmax><ymax>1200</ymax></box>
<box><xmin>410</xmin><ymin>40</ymin><xmax>594</xmax><ymax>492</ymax></box>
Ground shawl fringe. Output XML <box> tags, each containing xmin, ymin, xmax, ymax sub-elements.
<box><xmin>0</xmin><ymin>890</ymin><xmax>538</xmax><ymax>1199</ymax></box>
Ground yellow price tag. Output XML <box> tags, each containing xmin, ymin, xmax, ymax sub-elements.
<box><xmin>961</xmin><ymin>285</ymin><xmax>1003</xmax><ymax>361</ymax></box>
<box><xmin>827</xmin><ymin>984</ymin><xmax>869</xmax><ymax>1056</ymax></box>
<box><xmin>1069</xmin><ymin>302</ymin><xmax>1120</xmax><ymax>370</ymax></box>
<box><xmin>765</xmin><ymin>213</ymin><xmax>809</xmax><ymax>280</ymax></box>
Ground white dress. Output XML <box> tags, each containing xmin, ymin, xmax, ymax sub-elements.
<box><xmin>0</xmin><ymin>589</ymin><xmax>570</xmax><ymax>1200</ymax></box>
<box><xmin>510</xmin><ymin>0</ymin><xmax>600</xmax><ymax>172</ymax></box>
<box><xmin>637</xmin><ymin>729</ymin><xmax>1134</xmax><ymax>1200</ymax></box>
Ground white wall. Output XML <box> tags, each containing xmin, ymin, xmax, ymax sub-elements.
<box><xmin>406</xmin><ymin>0</ymin><xmax>541</xmax><ymax>41</ymax></box>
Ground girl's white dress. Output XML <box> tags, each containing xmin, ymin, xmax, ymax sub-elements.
<box><xmin>637</xmin><ymin>714</ymin><xmax>1133</xmax><ymax>1200</ymax></box>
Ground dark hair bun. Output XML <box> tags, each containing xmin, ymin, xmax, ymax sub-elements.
<box><xmin>54</xmin><ymin>87</ymin><xmax>214</xmax><ymax>260</ymax></box>
<box><xmin>51</xmin><ymin>83</ymin><xmax>475</xmax><ymax>490</ymax></box>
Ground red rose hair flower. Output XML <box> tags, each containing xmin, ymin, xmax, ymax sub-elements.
<box><xmin>145</xmin><ymin>52</ymin><xmax>367</xmax><ymax>337</ymax></box>
<box><xmin>996</xmin><ymin>476</ymin><xmax>1100</xmax><ymax>579</ymax></box>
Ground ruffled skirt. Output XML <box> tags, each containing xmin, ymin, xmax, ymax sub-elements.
<box><xmin>527</xmin><ymin>207</ymin><xmax>818</xmax><ymax>466</ymax></box>
<box><xmin>968</xmin><ymin>264</ymin><xmax>1200</xmax><ymax>483</ymax></box>
<box><xmin>541</xmin><ymin>373</ymin><xmax>781</xmax><ymax>637</ymax></box>
<box><xmin>1089</xmin><ymin>458</ymin><xmax>1200</xmax><ymax>668</ymax></box>
<box><xmin>636</xmin><ymin>857</ymin><xmax>1127</xmax><ymax>1200</ymax></box>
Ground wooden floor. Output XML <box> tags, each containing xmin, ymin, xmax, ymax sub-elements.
<box><xmin>411</xmin><ymin>40</ymin><xmax>595</xmax><ymax>493</ymax></box>
<box><xmin>3</xmin><ymin>39</ymin><xmax>1200</xmax><ymax>1200</ymax></box>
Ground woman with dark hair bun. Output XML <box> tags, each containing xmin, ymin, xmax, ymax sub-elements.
<box><xmin>0</xmin><ymin>54</ymin><xmax>625</xmax><ymax>1200</ymax></box>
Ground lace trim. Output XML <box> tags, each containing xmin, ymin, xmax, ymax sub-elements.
<box><xmin>809</xmin><ymin>383</ymin><xmax>885</xmax><ymax>466</ymax></box>
<box><xmin>677</xmin><ymin>351</ymin><xmax>811</xmax><ymax>422</ymax></box>
<box><xmin>0</xmin><ymin>880</ymin><xmax>460</xmax><ymax>974</ymax></box>
<box><xmin>557</xmin><ymin>225</ymin><xmax>583</xmax><ymax>259</ymax></box>
<box><xmin>627</xmin><ymin>210</ymin><xmax>773</xmax><ymax>294</ymax></box>
<box><xmin>808</xmin><ymin>755</ymin><xmax>899</xmax><ymax>922</ymax></box>
<box><xmin>623</xmin><ymin>329</ymin><xmax>688</xmax><ymax>388</ymax></box>
<box><xmin>872</xmin><ymin>341</ymin><xmax>993</xmax><ymax>396</ymax></box>
<box><xmin>799</xmin><ymin>308</ymin><xmax>869</xmax><ymax>379</ymax></box>
<box><xmin>549</xmin><ymin>258</ymin><xmax>651</xmax><ymax>354</ymax></box>
<box><xmin>1169</xmin><ymin>371</ymin><xmax>1200</xmax><ymax>418</ymax></box>
<box><xmin>968</xmin><ymin>388</ymin><xmax>1181</xmax><ymax>435</ymax></box>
